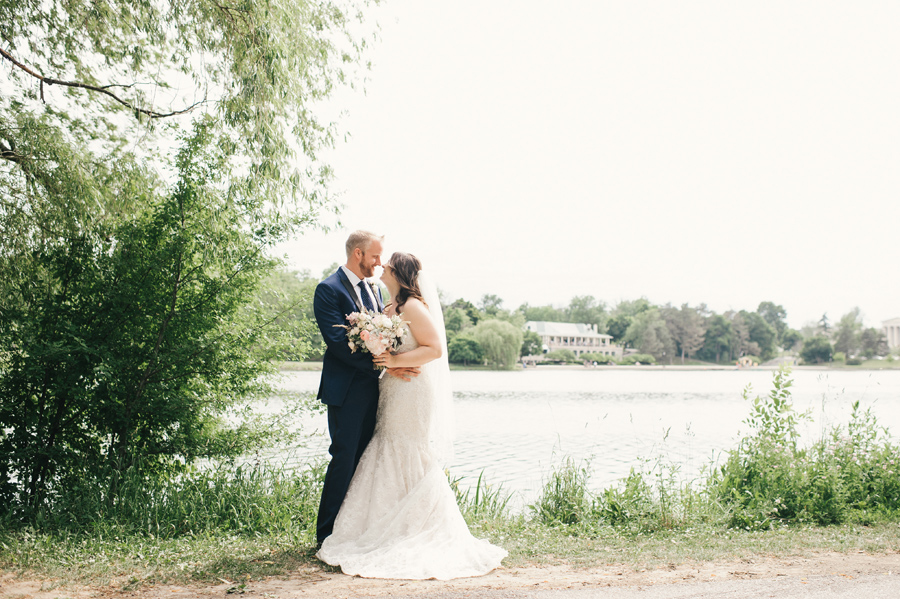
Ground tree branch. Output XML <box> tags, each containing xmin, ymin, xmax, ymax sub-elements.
<box><xmin>0</xmin><ymin>139</ymin><xmax>22</xmax><ymax>163</ymax></box>
<box><xmin>0</xmin><ymin>47</ymin><xmax>205</xmax><ymax>119</ymax></box>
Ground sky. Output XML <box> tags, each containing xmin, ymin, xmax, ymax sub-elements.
<box><xmin>276</xmin><ymin>1</ymin><xmax>900</xmax><ymax>330</ymax></box>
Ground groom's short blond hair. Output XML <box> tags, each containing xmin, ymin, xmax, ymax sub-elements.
<box><xmin>345</xmin><ymin>230</ymin><xmax>384</xmax><ymax>258</ymax></box>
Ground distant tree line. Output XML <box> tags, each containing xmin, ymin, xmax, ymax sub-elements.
<box><xmin>270</xmin><ymin>272</ymin><xmax>892</xmax><ymax>368</ymax></box>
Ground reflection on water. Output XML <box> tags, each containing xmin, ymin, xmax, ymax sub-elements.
<box><xmin>274</xmin><ymin>368</ymin><xmax>900</xmax><ymax>508</ymax></box>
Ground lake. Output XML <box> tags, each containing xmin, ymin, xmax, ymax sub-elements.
<box><xmin>274</xmin><ymin>367</ymin><xmax>900</xmax><ymax>508</ymax></box>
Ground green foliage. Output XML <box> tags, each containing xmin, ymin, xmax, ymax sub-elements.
<box><xmin>519</xmin><ymin>303</ymin><xmax>567</xmax><ymax>323</ymax></box>
<box><xmin>617</xmin><ymin>353</ymin><xmax>656</xmax><ymax>365</ymax></box>
<box><xmin>565</xmin><ymin>295</ymin><xmax>607</xmax><ymax>332</ymax></box>
<box><xmin>826</xmin><ymin>402</ymin><xmax>900</xmax><ymax>523</ymax></box>
<box><xmin>580</xmin><ymin>352</ymin><xmax>616</xmax><ymax>364</ymax></box>
<box><xmin>520</xmin><ymin>329</ymin><xmax>543</xmax><ymax>357</ymax></box>
<box><xmin>860</xmin><ymin>328</ymin><xmax>889</xmax><ymax>358</ymax></box>
<box><xmin>800</xmin><ymin>336</ymin><xmax>833</xmax><ymax>364</ymax></box>
<box><xmin>0</xmin><ymin>456</ymin><xmax>325</xmax><ymax>549</ymax></box>
<box><xmin>605</xmin><ymin>313</ymin><xmax>632</xmax><ymax>343</ymax></box>
<box><xmin>451</xmin><ymin>470</ymin><xmax>513</xmax><ymax>524</ymax></box>
<box><xmin>443</xmin><ymin>306</ymin><xmax>473</xmax><ymax>335</ymax></box>
<box><xmin>447</xmin><ymin>334</ymin><xmax>484</xmax><ymax>366</ymax></box>
<box><xmin>781</xmin><ymin>328</ymin><xmax>803</xmax><ymax>351</ymax></box>
<box><xmin>479</xmin><ymin>294</ymin><xmax>505</xmax><ymax>317</ymax></box>
<box><xmin>2</xmin><ymin>0</ymin><xmax>370</xmax><ymax>240</ymax></box>
<box><xmin>623</xmin><ymin>309</ymin><xmax>674</xmax><ymax>362</ymax></box>
<box><xmin>834</xmin><ymin>308</ymin><xmax>864</xmax><ymax>357</ymax></box>
<box><xmin>594</xmin><ymin>459</ymin><xmax>712</xmax><ymax>535</ymax></box>
<box><xmin>740</xmin><ymin>310</ymin><xmax>777</xmax><ymax>361</ymax></box>
<box><xmin>742</xmin><ymin>367</ymin><xmax>807</xmax><ymax>448</ymax></box>
<box><xmin>470</xmin><ymin>320</ymin><xmax>523</xmax><ymax>369</ymax></box>
<box><xmin>757</xmin><ymin>301</ymin><xmax>788</xmax><ymax>345</ymax></box>
<box><xmin>0</xmin><ymin>126</ymin><xmax>293</xmax><ymax>521</ymax></box>
<box><xmin>530</xmin><ymin>457</ymin><xmax>715</xmax><ymax>536</ymax></box>
<box><xmin>448</xmin><ymin>299</ymin><xmax>480</xmax><ymax>326</ymax></box>
<box><xmin>663</xmin><ymin>303</ymin><xmax>707</xmax><ymax>364</ymax></box>
<box><xmin>712</xmin><ymin>368</ymin><xmax>900</xmax><ymax>529</ymax></box>
<box><xmin>699</xmin><ymin>313</ymin><xmax>733</xmax><ymax>363</ymax></box>
<box><xmin>256</xmin><ymin>270</ymin><xmax>323</xmax><ymax>361</ymax></box>
<box><xmin>543</xmin><ymin>349</ymin><xmax>577</xmax><ymax>363</ymax></box>
<box><xmin>532</xmin><ymin>459</ymin><xmax>592</xmax><ymax>526</ymax></box>
<box><xmin>66</xmin><ymin>460</ymin><xmax>323</xmax><ymax>538</ymax></box>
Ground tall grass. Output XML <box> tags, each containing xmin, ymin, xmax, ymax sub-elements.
<box><xmin>531</xmin><ymin>457</ymin><xmax>724</xmax><ymax>536</ymax></box>
<box><xmin>7</xmin><ymin>459</ymin><xmax>326</xmax><ymax>544</ymax></box>
<box><xmin>530</xmin><ymin>367</ymin><xmax>900</xmax><ymax>535</ymax></box>
<box><xmin>715</xmin><ymin>373</ymin><xmax>900</xmax><ymax>528</ymax></box>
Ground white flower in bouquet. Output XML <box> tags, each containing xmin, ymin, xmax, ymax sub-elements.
<box><xmin>334</xmin><ymin>310</ymin><xmax>407</xmax><ymax>373</ymax></box>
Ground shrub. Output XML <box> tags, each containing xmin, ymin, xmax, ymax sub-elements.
<box><xmin>543</xmin><ymin>349</ymin><xmax>577</xmax><ymax>363</ymax></box>
<box><xmin>800</xmin><ymin>336</ymin><xmax>833</xmax><ymax>364</ymax></box>
<box><xmin>712</xmin><ymin>367</ymin><xmax>900</xmax><ymax>528</ymax></box>
<box><xmin>580</xmin><ymin>353</ymin><xmax>616</xmax><ymax>364</ymax></box>
<box><xmin>618</xmin><ymin>353</ymin><xmax>656</xmax><ymax>365</ymax></box>
<box><xmin>531</xmin><ymin>459</ymin><xmax>592</xmax><ymax>526</ymax></box>
<box><xmin>593</xmin><ymin>460</ymin><xmax>700</xmax><ymax>534</ymax></box>
<box><xmin>448</xmin><ymin>334</ymin><xmax>484</xmax><ymax>365</ymax></box>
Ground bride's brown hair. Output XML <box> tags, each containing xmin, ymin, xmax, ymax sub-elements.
<box><xmin>386</xmin><ymin>252</ymin><xmax>427</xmax><ymax>313</ymax></box>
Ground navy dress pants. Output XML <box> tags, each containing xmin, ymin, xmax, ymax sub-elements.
<box><xmin>316</xmin><ymin>376</ymin><xmax>379</xmax><ymax>544</ymax></box>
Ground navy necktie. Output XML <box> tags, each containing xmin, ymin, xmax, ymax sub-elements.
<box><xmin>358</xmin><ymin>280</ymin><xmax>376</xmax><ymax>312</ymax></box>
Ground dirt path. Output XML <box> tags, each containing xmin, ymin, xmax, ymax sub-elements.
<box><xmin>3</xmin><ymin>551</ymin><xmax>899</xmax><ymax>599</ymax></box>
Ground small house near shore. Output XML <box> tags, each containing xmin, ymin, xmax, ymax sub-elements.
<box><xmin>525</xmin><ymin>321</ymin><xmax>623</xmax><ymax>359</ymax></box>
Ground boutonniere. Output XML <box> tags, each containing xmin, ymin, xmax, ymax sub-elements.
<box><xmin>367</xmin><ymin>281</ymin><xmax>381</xmax><ymax>301</ymax></box>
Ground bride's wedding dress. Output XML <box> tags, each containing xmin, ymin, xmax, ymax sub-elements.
<box><xmin>316</xmin><ymin>323</ymin><xmax>507</xmax><ymax>579</ymax></box>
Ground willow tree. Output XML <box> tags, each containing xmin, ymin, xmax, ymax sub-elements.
<box><xmin>0</xmin><ymin>0</ymin><xmax>374</xmax><ymax>520</ymax></box>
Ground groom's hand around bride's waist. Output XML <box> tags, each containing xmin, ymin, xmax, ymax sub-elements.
<box><xmin>385</xmin><ymin>367</ymin><xmax>420</xmax><ymax>382</ymax></box>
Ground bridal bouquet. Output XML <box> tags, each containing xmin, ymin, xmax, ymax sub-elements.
<box><xmin>335</xmin><ymin>310</ymin><xmax>407</xmax><ymax>375</ymax></box>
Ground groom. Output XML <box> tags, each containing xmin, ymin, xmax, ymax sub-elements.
<box><xmin>313</xmin><ymin>230</ymin><xmax>417</xmax><ymax>545</ymax></box>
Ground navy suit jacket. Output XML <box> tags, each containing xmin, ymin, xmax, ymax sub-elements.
<box><xmin>314</xmin><ymin>269</ymin><xmax>385</xmax><ymax>406</ymax></box>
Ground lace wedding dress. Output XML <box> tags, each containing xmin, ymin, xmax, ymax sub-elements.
<box><xmin>316</xmin><ymin>325</ymin><xmax>507</xmax><ymax>580</ymax></box>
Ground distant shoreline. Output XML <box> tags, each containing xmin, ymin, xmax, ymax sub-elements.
<box><xmin>518</xmin><ymin>363</ymin><xmax>898</xmax><ymax>372</ymax></box>
<box><xmin>279</xmin><ymin>361</ymin><xmax>900</xmax><ymax>372</ymax></box>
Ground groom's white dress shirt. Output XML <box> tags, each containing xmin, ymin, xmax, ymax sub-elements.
<box><xmin>341</xmin><ymin>265</ymin><xmax>378</xmax><ymax>310</ymax></box>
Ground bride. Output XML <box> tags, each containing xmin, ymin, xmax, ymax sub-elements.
<box><xmin>316</xmin><ymin>252</ymin><xmax>507</xmax><ymax>580</ymax></box>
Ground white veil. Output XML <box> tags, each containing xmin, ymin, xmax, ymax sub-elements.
<box><xmin>416</xmin><ymin>271</ymin><xmax>454</xmax><ymax>466</ymax></box>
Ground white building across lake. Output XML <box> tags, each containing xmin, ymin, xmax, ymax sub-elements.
<box><xmin>525</xmin><ymin>321</ymin><xmax>623</xmax><ymax>358</ymax></box>
<box><xmin>884</xmin><ymin>317</ymin><xmax>900</xmax><ymax>350</ymax></box>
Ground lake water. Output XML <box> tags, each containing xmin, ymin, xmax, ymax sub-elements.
<box><xmin>274</xmin><ymin>367</ymin><xmax>900</xmax><ymax>508</ymax></box>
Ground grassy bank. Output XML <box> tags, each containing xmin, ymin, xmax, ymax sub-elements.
<box><xmin>2</xmin><ymin>367</ymin><xmax>899</xmax><ymax>588</ymax></box>
<box><xmin>2</xmin><ymin>516</ymin><xmax>898</xmax><ymax>588</ymax></box>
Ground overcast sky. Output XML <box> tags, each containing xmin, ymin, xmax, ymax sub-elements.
<box><xmin>276</xmin><ymin>1</ymin><xmax>899</xmax><ymax>329</ymax></box>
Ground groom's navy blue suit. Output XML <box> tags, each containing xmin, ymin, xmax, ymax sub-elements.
<box><xmin>313</xmin><ymin>268</ymin><xmax>384</xmax><ymax>543</ymax></box>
